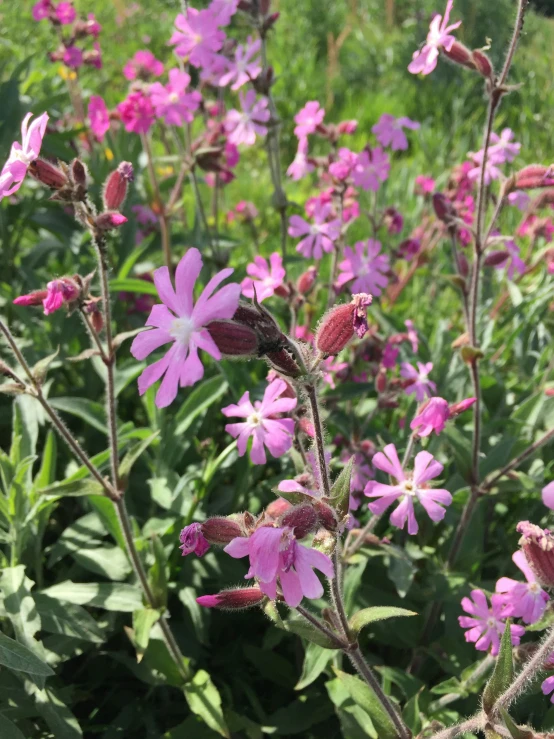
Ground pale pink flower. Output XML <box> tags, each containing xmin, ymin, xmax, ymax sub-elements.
<box><xmin>491</xmin><ymin>239</ymin><xmax>525</xmax><ymax>281</ymax></box>
<box><xmin>88</xmin><ymin>96</ymin><xmax>110</xmax><ymax>141</ymax></box>
<box><xmin>123</xmin><ymin>50</ymin><xmax>164</xmax><ymax>81</ymax></box>
<box><xmin>365</xmin><ymin>444</ymin><xmax>452</xmax><ymax>534</ymax></box>
<box><xmin>241</xmin><ymin>253</ymin><xmax>286</xmax><ymax>302</ymax></box>
<box><xmin>288</xmin><ymin>202</ymin><xmax>341</xmax><ymax>259</ymax></box>
<box><xmin>222</xmin><ymin>379</ymin><xmax>297</xmax><ymax>465</ymax></box>
<box><xmin>415</xmin><ymin>174</ymin><xmax>435</xmax><ymax>195</ymax></box>
<box><xmin>287</xmin><ymin>137</ymin><xmax>314</xmax><ymax>181</ymax></box>
<box><xmin>542</xmin><ymin>677</ymin><xmax>554</xmax><ymax>704</ymax></box>
<box><xmin>294</xmin><ymin>101</ymin><xmax>325</xmax><ymax>138</ymax></box>
<box><xmin>179</xmin><ymin>523</ymin><xmax>210</xmax><ymax>557</ymax></box>
<box><xmin>117</xmin><ymin>91</ymin><xmax>155</xmax><ymax>134</ymax></box>
<box><xmin>208</xmin><ymin>0</ymin><xmax>239</xmax><ymax>26</ymax></box>
<box><xmin>401</xmin><ymin>361</ymin><xmax>436</xmax><ymax>402</ymax></box>
<box><xmin>542</xmin><ymin>481</ymin><xmax>554</xmax><ymax>510</ymax></box>
<box><xmin>405</xmin><ymin>320</ymin><xmax>419</xmax><ymax>352</ymax></box>
<box><xmin>410</xmin><ymin>397</ymin><xmax>449</xmax><ymax>437</ymax></box>
<box><xmin>348</xmin><ymin>451</ymin><xmax>373</xmax><ymax>493</ymax></box>
<box><xmin>150</xmin><ymin>69</ymin><xmax>201</xmax><ymax>126</ymax></box>
<box><xmin>321</xmin><ymin>357</ymin><xmax>349</xmax><ymax>389</ymax></box>
<box><xmin>488</xmin><ymin>128</ymin><xmax>521</xmax><ymax>165</ymax></box>
<box><xmin>0</xmin><ymin>112</ymin><xmax>49</xmax><ymax>199</ymax></box>
<box><xmin>507</xmin><ymin>190</ymin><xmax>530</xmax><ymax>211</ymax></box>
<box><xmin>32</xmin><ymin>0</ymin><xmax>51</xmax><ymax>21</ymax></box>
<box><xmin>225</xmin><ymin>90</ymin><xmax>270</xmax><ymax>147</ymax></box>
<box><xmin>219</xmin><ymin>36</ymin><xmax>261</xmax><ymax>90</ymax></box>
<box><xmin>329</xmin><ymin>147</ymin><xmax>357</xmax><ymax>180</ymax></box>
<box><xmin>458</xmin><ymin>589</ymin><xmax>525</xmax><ymax>656</ymax></box>
<box><xmin>352</xmin><ymin>147</ymin><xmax>390</xmax><ymax>192</ymax></box>
<box><xmin>130</xmin><ymin>248</ymin><xmax>241</xmax><ymax>408</ymax></box>
<box><xmin>336</xmin><ymin>239</ymin><xmax>390</xmax><ymax>296</ymax></box>
<box><xmin>467</xmin><ymin>152</ymin><xmax>503</xmax><ymax>185</ymax></box>
<box><xmin>198</xmin><ymin>53</ymin><xmax>230</xmax><ymax>85</ymax></box>
<box><xmin>63</xmin><ymin>46</ymin><xmax>83</xmax><ymax>69</ymax></box>
<box><xmin>55</xmin><ymin>2</ymin><xmax>76</xmax><ymax>24</ymax></box>
<box><xmin>224</xmin><ymin>525</ymin><xmax>333</xmax><ymax>607</ymax></box>
<box><xmin>496</xmin><ymin>550</ymin><xmax>549</xmax><ymax>625</ymax></box>
<box><xmin>170</xmin><ymin>9</ymin><xmax>225</xmax><ymax>68</ymax></box>
<box><xmin>408</xmin><ymin>0</ymin><xmax>461</xmax><ymax>76</ymax></box>
<box><xmin>372</xmin><ymin>114</ymin><xmax>420</xmax><ymax>151</ymax></box>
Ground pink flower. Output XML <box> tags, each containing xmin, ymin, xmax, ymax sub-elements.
<box><xmin>489</xmin><ymin>128</ymin><xmax>521</xmax><ymax>165</ymax></box>
<box><xmin>321</xmin><ymin>357</ymin><xmax>349</xmax><ymax>389</ymax></box>
<box><xmin>507</xmin><ymin>190</ymin><xmax>530</xmax><ymax>211</ymax></box>
<box><xmin>401</xmin><ymin>361</ymin><xmax>436</xmax><ymax>402</ymax></box>
<box><xmin>180</xmin><ymin>523</ymin><xmax>210</xmax><ymax>557</ymax></box>
<box><xmin>224</xmin><ymin>525</ymin><xmax>334</xmax><ymax>607</ymax></box>
<box><xmin>170</xmin><ymin>9</ymin><xmax>225</xmax><ymax>68</ymax></box>
<box><xmin>84</xmin><ymin>41</ymin><xmax>102</xmax><ymax>70</ymax></box>
<box><xmin>222</xmin><ymin>379</ymin><xmax>297</xmax><ymax>465</ymax></box>
<box><xmin>288</xmin><ymin>202</ymin><xmax>341</xmax><ymax>259</ymax></box>
<box><xmin>0</xmin><ymin>112</ymin><xmax>49</xmax><ymax>199</ymax></box>
<box><xmin>405</xmin><ymin>320</ymin><xmax>419</xmax><ymax>353</ymax></box>
<box><xmin>85</xmin><ymin>13</ymin><xmax>101</xmax><ymax>36</ymax></box>
<box><xmin>117</xmin><ymin>92</ymin><xmax>155</xmax><ymax>134</ymax></box>
<box><xmin>542</xmin><ymin>676</ymin><xmax>554</xmax><ymax>704</ymax></box>
<box><xmin>55</xmin><ymin>2</ymin><xmax>76</xmax><ymax>24</ymax></box>
<box><xmin>130</xmin><ymin>248</ymin><xmax>241</xmax><ymax>408</ymax></box>
<box><xmin>382</xmin><ymin>343</ymin><xmax>399</xmax><ymax>369</ymax></box>
<box><xmin>336</xmin><ymin>239</ymin><xmax>390</xmax><ymax>296</ymax></box>
<box><xmin>349</xmin><ymin>452</ymin><xmax>373</xmax><ymax>493</ymax></box>
<box><xmin>372</xmin><ymin>114</ymin><xmax>420</xmax><ymax>151</ymax></box>
<box><xmin>491</xmin><ymin>239</ymin><xmax>525</xmax><ymax>281</ymax></box>
<box><xmin>410</xmin><ymin>397</ymin><xmax>449</xmax><ymax>437</ymax></box>
<box><xmin>467</xmin><ymin>150</ymin><xmax>503</xmax><ymax>185</ymax></box>
<box><xmin>287</xmin><ymin>137</ymin><xmax>314</xmax><ymax>181</ymax></box>
<box><xmin>496</xmin><ymin>550</ymin><xmax>549</xmax><ymax>624</ymax></box>
<box><xmin>543</xmin><ymin>481</ymin><xmax>554</xmax><ymax>510</ymax></box>
<box><xmin>398</xmin><ymin>238</ymin><xmax>421</xmax><ymax>261</ymax></box>
<box><xmin>408</xmin><ymin>0</ymin><xmax>461</xmax><ymax>76</ymax></box>
<box><xmin>225</xmin><ymin>90</ymin><xmax>270</xmax><ymax>147</ymax></box>
<box><xmin>294</xmin><ymin>101</ymin><xmax>325</xmax><ymax>138</ymax></box>
<box><xmin>63</xmin><ymin>46</ymin><xmax>83</xmax><ymax>69</ymax></box>
<box><xmin>123</xmin><ymin>50</ymin><xmax>164</xmax><ymax>81</ymax></box>
<box><xmin>208</xmin><ymin>0</ymin><xmax>239</xmax><ymax>26</ymax></box>
<box><xmin>365</xmin><ymin>444</ymin><xmax>452</xmax><ymax>534</ymax></box>
<box><xmin>150</xmin><ymin>69</ymin><xmax>202</xmax><ymax>126</ymax></box>
<box><xmin>241</xmin><ymin>253</ymin><xmax>286</xmax><ymax>302</ymax></box>
<box><xmin>44</xmin><ymin>279</ymin><xmax>79</xmax><ymax>314</ymax></box>
<box><xmin>219</xmin><ymin>36</ymin><xmax>261</xmax><ymax>90</ymax></box>
<box><xmin>458</xmin><ymin>589</ymin><xmax>525</xmax><ymax>656</ymax></box>
<box><xmin>415</xmin><ymin>174</ymin><xmax>435</xmax><ymax>195</ymax></box>
<box><xmin>32</xmin><ymin>0</ymin><xmax>51</xmax><ymax>21</ymax></box>
<box><xmin>88</xmin><ymin>96</ymin><xmax>110</xmax><ymax>141</ymax></box>
<box><xmin>352</xmin><ymin>147</ymin><xmax>390</xmax><ymax>192</ymax></box>
<box><xmin>329</xmin><ymin>147</ymin><xmax>357</xmax><ymax>180</ymax></box>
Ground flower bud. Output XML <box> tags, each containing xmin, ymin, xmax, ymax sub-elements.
<box><xmin>458</xmin><ymin>252</ymin><xmax>469</xmax><ymax>277</ymax></box>
<box><xmin>71</xmin><ymin>159</ymin><xmax>88</xmax><ymax>187</ymax></box>
<box><xmin>517</xmin><ymin>521</ymin><xmax>554</xmax><ymax>588</ymax></box>
<box><xmin>95</xmin><ymin>211</ymin><xmax>128</xmax><ymax>231</ymax></box>
<box><xmin>376</xmin><ymin>368</ymin><xmax>387</xmax><ymax>394</ymax></box>
<box><xmin>514</xmin><ymin>165</ymin><xmax>554</xmax><ymax>191</ymax></box>
<box><xmin>298</xmin><ymin>417</ymin><xmax>315</xmax><ymax>438</ymax></box>
<box><xmin>103</xmin><ymin>161</ymin><xmax>134</xmax><ymax>210</ymax></box>
<box><xmin>337</xmin><ymin>120</ymin><xmax>358</xmax><ymax>135</ymax></box>
<box><xmin>84</xmin><ymin>297</ymin><xmax>103</xmax><ymax>333</ymax></box>
<box><xmin>279</xmin><ymin>504</ymin><xmax>318</xmax><ymax>539</ymax></box>
<box><xmin>471</xmin><ymin>49</ymin><xmax>493</xmax><ymax>78</ymax></box>
<box><xmin>233</xmin><ymin>301</ymin><xmax>285</xmax><ymax>354</ymax></box>
<box><xmin>28</xmin><ymin>159</ymin><xmax>69</xmax><ymax>190</ymax></box>
<box><xmin>484</xmin><ymin>250</ymin><xmax>510</xmax><ymax>267</ymax></box>
<box><xmin>206</xmin><ymin>320</ymin><xmax>259</xmax><ymax>357</ymax></box>
<box><xmin>201</xmin><ymin>517</ymin><xmax>243</xmax><ymax>546</ymax></box>
<box><xmin>314</xmin><ymin>501</ymin><xmax>338</xmax><ymax>532</ymax></box>
<box><xmin>315</xmin><ymin>293</ymin><xmax>372</xmax><ymax>355</ymax></box>
<box><xmin>197</xmin><ymin>587</ymin><xmax>265</xmax><ymax>610</ymax></box>
<box><xmin>266</xmin><ymin>348</ymin><xmax>302</xmax><ymax>378</ymax></box>
<box><xmin>13</xmin><ymin>290</ymin><xmax>48</xmax><ymax>307</ymax></box>
<box><xmin>297</xmin><ymin>266</ymin><xmax>317</xmax><ymax>295</ymax></box>
<box><xmin>448</xmin><ymin>397</ymin><xmax>476</xmax><ymax>418</ymax></box>
<box><xmin>266</xmin><ymin>498</ymin><xmax>292</xmax><ymax>519</ymax></box>
<box><xmin>311</xmin><ymin>528</ymin><xmax>336</xmax><ymax>555</ymax></box>
<box><xmin>179</xmin><ymin>523</ymin><xmax>210</xmax><ymax>557</ymax></box>
<box><xmin>443</xmin><ymin>41</ymin><xmax>475</xmax><ymax>70</ymax></box>
<box><xmin>432</xmin><ymin>192</ymin><xmax>457</xmax><ymax>224</ymax></box>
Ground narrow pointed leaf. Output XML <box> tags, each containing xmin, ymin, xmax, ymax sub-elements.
<box><xmin>184</xmin><ymin>669</ymin><xmax>230</xmax><ymax>738</ymax></box>
<box><xmin>483</xmin><ymin>619</ymin><xmax>513</xmax><ymax>714</ymax></box>
<box><xmin>334</xmin><ymin>669</ymin><xmax>397</xmax><ymax>739</ymax></box>
<box><xmin>349</xmin><ymin>606</ymin><xmax>417</xmax><ymax>636</ymax></box>
<box><xmin>331</xmin><ymin>456</ymin><xmax>353</xmax><ymax>518</ymax></box>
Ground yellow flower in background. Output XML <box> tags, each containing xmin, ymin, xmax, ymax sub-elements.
<box><xmin>157</xmin><ymin>165</ymin><xmax>174</xmax><ymax>177</ymax></box>
<box><xmin>104</xmin><ymin>148</ymin><xmax>114</xmax><ymax>162</ymax></box>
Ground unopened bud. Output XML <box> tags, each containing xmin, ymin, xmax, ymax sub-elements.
<box><xmin>280</xmin><ymin>504</ymin><xmax>318</xmax><ymax>539</ymax></box>
<box><xmin>517</xmin><ymin>521</ymin><xmax>554</xmax><ymax>588</ymax></box>
<box><xmin>514</xmin><ymin>165</ymin><xmax>554</xmax><ymax>191</ymax></box>
<box><xmin>71</xmin><ymin>159</ymin><xmax>88</xmax><ymax>187</ymax></box>
<box><xmin>311</xmin><ymin>528</ymin><xmax>336</xmax><ymax>555</ymax></box>
<box><xmin>84</xmin><ymin>297</ymin><xmax>103</xmax><ymax>332</ymax></box>
<box><xmin>484</xmin><ymin>251</ymin><xmax>510</xmax><ymax>267</ymax></box>
<box><xmin>314</xmin><ymin>501</ymin><xmax>338</xmax><ymax>532</ymax></box>
<box><xmin>315</xmin><ymin>293</ymin><xmax>372</xmax><ymax>355</ymax></box>
<box><xmin>297</xmin><ymin>266</ymin><xmax>317</xmax><ymax>295</ymax></box>
<box><xmin>13</xmin><ymin>290</ymin><xmax>48</xmax><ymax>307</ymax></box>
<box><xmin>337</xmin><ymin>120</ymin><xmax>358</xmax><ymax>135</ymax></box>
<box><xmin>197</xmin><ymin>587</ymin><xmax>265</xmax><ymax>610</ymax></box>
<box><xmin>443</xmin><ymin>41</ymin><xmax>475</xmax><ymax>70</ymax></box>
<box><xmin>201</xmin><ymin>517</ymin><xmax>243</xmax><ymax>546</ymax></box>
<box><xmin>432</xmin><ymin>192</ymin><xmax>457</xmax><ymax>224</ymax></box>
<box><xmin>95</xmin><ymin>211</ymin><xmax>128</xmax><ymax>231</ymax></box>
<box><xmin>298</xmin><ymin>417</ymin><xmax>315</xmax><ymax>438</ymax></box>
<box><xmin>28</xmin><ymin>159</ymin><xmax>68</xmax><ymax>190</ymax></box>
<box><xmin>103</xmin><ymin>162</ymin><xmax>133</xmax><ymax>210</ymax></box>
<box><xmin>206</xmin><ymin>320</ymin><xmax>259</xmax><ymax>357</ymax></box>
<box><xmin>266</xmin><ymin>498</ymin><xmax>292</xmax><ymax>518</ymax></box>
<box><xmin>266</xmin><ymin>348</ymin><xmax>302</xmax><ymax>377</ymax></box>
<box><xmin>471</xmin><ymin>49</ymin><xmax>493</xmax><ymax>78</ymax></box>
<box><xmin>458</xmin><ymin>252</ymin><xmax>469</xmax><ymax>277</ymax></box>
<box><xmin>376</xmin><ymin>369</ymin><xmax>387</xmax><ymax>393</ymax></box>
<box><xmin>448</xmin><ymin>397</ymin><xmax>476</xmax><ymax>418</ymax></box>
<box><xmin>179</xmin><ymin>523</ymin><xmax>210</xmax><ymax>557</ymax></box>
<box><xmin>233</xmin><ymin>300</ymin><xmax>285</xmax><ymax>354</ymax></box>
<box><xmin>262</xmin><ymin>11</ymin><xmax>279</xmax><ymax>33</ymax></box>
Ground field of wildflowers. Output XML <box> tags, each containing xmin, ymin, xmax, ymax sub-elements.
<box><xmin>0</xmin><ymin>0</ymin><xmax>553</xmax><ymax>737</ymax></box>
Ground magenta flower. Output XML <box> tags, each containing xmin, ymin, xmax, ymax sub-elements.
<box><xmin>542</xmin><ymin>677</ymin><xmax>554</xmax><ymax>704</ymax></box>
<box><xmin>543</xmin><ymin>481</ymin><xmax>554</xmax><ymax>510</ymax></box>
<box><xmin>150</xmin><ymin>69</ymin><xmax>202</xmax><ymax>126</ymax></box>
<box><xmin>372</xmin><ymin>114</ymin><xmax>420</xmax><ymax>151</ymax></box>
<box><xmin>14</xmin><ymin>277</ymin><xmax>79</xmax><ymax>315</ymax></box>
<box><xmin>117</xmin><ymin>92</ymin><xmax>155</xmax><ymax>134</ymax></box>
<box><xmin>222</xmin><ymin>379</ymin><xmax>297</xmax><ymax>465</ymax></box>
<box><xmin>224</xmin><ymin>525</ymin><xmax>334</xmax><ymax>607</ymax></box>
<box><xmin>382</xmin><ymin>343</ymin><xmax>399</xmax><ymax>369</ymax></box>
<box><xmin>180</xmin><ymin>523</ymin><xmax>210</xmax><ymax>557</ymax></box>
<box><xmin>352</xmin><ymin>147</ymin><xmax>390</xmax><ymax>192</ymax></box>
<box><xmin>287</xmin><ymin>137</ymin><xmax>314</xmax><ymax>181</ymax></box>
<box><xmin>241</xmin><ymin>253</ymin><xmax>286</xmax><ymax>302</ymax></box>
<box><xmin>294</xmin><ymin>101</ymin><xmax>325</xmax><ymax>138</ymax></box>
<box><xmin>329</xmin><ymin>147</ymin><xmax>357</xmax><ymax>181</ymax></box>
<box><xmin>458</xmin><ymin>589</ymin><xmax>525</xmax><ymax>656</ymax></box>
<box><xmin>491</xmin><ymin>239</ymin><xmax>526</xmax><ymax>281</ymax></box>
<box><xmin>225</xmin><ymin>90</ymin><xmax>270</xmax><ymax>147</ymax></box>
<box><xmin>410</xmin><ymin>397</ymin><xmax>449</xmax><ymax>437</ymax></box>
<box><xmin>365</xmin><ymin>444</ymin><xmax>452</xmax><ymax>535</ymax></box>
<box><xmin>408</xmin><ymin>0</ymin><xmax>461</xmax><ymax>76</ymax></box>
<box><xmin>208</xmin><ymin>0</ymin><xmax>239</xmax><ymax>26</ymax></box>
<box><xmin>219</xmin><ymin>36</ymin><xmax>261</xmax><ymax>90</ymax></box>
<box><xmin>170</xmin><ymin>8</ymin><xmax>225</xmax><ymax>68</ymax></box>
<box><xmin>123</xmin><ymin>50</ymin><xmax>164</xmax><ymax>81</ymax></box>
<box><xmin>55</xmin><ymin>2</ymin><xmax>76</xmax><ymax>24</ymax></box>
<box><xmin>405</xmin><ymin>320</ymin><xmax>419</xmax><ymax>353</ymax></box>
<box><xmin>496</xmin><ymin>550</ymin><xmax>549</xmax><ymax>625</ymax></box>
<box><xmin>415</xmin><ymin>174</ymin><xmax>436</xmax><ymax>195</ymax></box>
<box><xmin>88</xmin><ymin>96</ymin><xmax>110</xmax><ymax>141</ymax></box>
<box><xmin>336</xmin><ymin>239</ymin><xmax>390</xmax><ymax>296</ymax></box>
<box><xmin>507</xmin><ymin>190</ymin><xmax>530</xmax><ymax>211</ymax></box>
<box><xmin>63</xmin><ymin>46</ymin><xmax>83</xmax><ymax>69</ymax></box>
<box><xmin>0</xmin><ymin>111</ymin><xmax>49</xmax><ymax>200</ymax></box>
<box><xmin>401</xmin><ymin>361</ymin><xmax>436</xmax><ymax>402</ymax></box>
<box><xmin>288</xmin><ymin>202</ymin><xmax>341</xmax><ymax>259</ymax></box>
<box><xmin>32</xmin><ymin>0</ymin><xmax>51</xmax><ymax>21</ymax></box>
<box><xmin>130</xmin><ymin>248</ymin><xmax>240</xmax><ymax>408</ymax></box>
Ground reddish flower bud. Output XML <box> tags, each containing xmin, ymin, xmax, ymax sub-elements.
<box><xmin>279</xmin><ymin>504</ymin><xmax>318</xmax><ymax>539</ymax></box>
<box><xmin>471</xmin><ymin>49</ymin><xmax>493</xmax><ymax>78</ymax></box>
<box><xmin>297</xmin><ymin>266</ymin><xmax>317</xmax><ymax>295</ymax></box>
<box><xmin>13</xmin><ymin>290</ymin><xmax>48</xmax><ymax>307</ymax></box>
<box><xmin>314</xmin><ymin>501</ymin><xmax>339</xmax><ymax>531</ymax></box>
<box><xmin>458</xmin><ymin>252</ymin><xmax>469</xmax><ymax>277</ymax></box>
<box><xmin>201</xmin><ymin>517</ymin><xmax>243</xmax><ymax>546</ymax></box>
<box><xmin>432</xmin><ymin>192</ymin><xmax>457</xmax><ymax>224</ymax></box>
<box><xmin>28</xmin><ymin>159</ymin><xmax>69</xmax><ymax>190</ymax></box>
<box><xmin>197</xmin><ymin>587</ymin><xmax>265</xmax><ymax>610</ymax></box>
<box><xmin>266</xmin><ymin>498</ymin><xmax>292</xmax><ymax>518</ymax></box>
<box><xmin>298</xmin><ymin>417</ymin><xmax>315</xmax><ymax>438</ymax></box>
<box><xmin>180</xmin><ymin>523</ymin><xmax>210</xmax><ymax>557</ymax></box>
<box><xmin>517</xmin><ymin>521</ymin><xmax>554</xmax><ymax>588</ymax></box>
<box><xmin>315</xmin><ymin>293</ymin><xmax>372</xmax><ymax>355</ymax></box>
<box><xmin>206</xmin><ymin>320</ymin><xmax>259</xmax><ymax>357</ymax></box>
<box><xmin>337</xmin><ymin>120</ymin><xmax>358</xmax><ymax>135</ymax></box>
<box><xmin>103</xmin><ymin>162</ymin><xmax>133</xmax><ymax>211</ymax></box>
<box><xmin>84</xmin><ymin>297</ymin><xmax>103</xmax><ymax>333</ymax></box>
<box><xmin>71</xmin><ymin>159</ymin><xmax>88</xmax><ymax>187</ymax></box>
<box><xmin>95</xmin><ymin>211</ymin><xmax>128</xmax><ymax>231</ymax></box>
<box><xmin>514</xmin><ymin>165</ymin><xmax>554</xmax><ymax>191</ymax></box>
<box><xmin>376</xmin><ymin>368</ymin><xmax>387</xmax><ymax>394</ymax></box>
<box><xmin>232</xmin><ymin>301</ymin><xmax>285</xmax><ymax>354</ymax></box>
<box><xmin>262</xmin><ymin>11</ymin><xmax>279</xmax><ymax>32</ymax></box>
<box><xmin>266</xmin><ymin>348</ymin><xmax>302</xmax><ymax>378</ymax></box>
<box><xmin>443</xmin><ymin>41</ymin><xmax>475</xmax><ymax>70</ymax></box>
<box><xmin>484</xmin><ymin>250</ymin><xmax>510</xmax><ymax>267</ymax></box>
<box><xmin>448</xmin><ymin>397</ymin><xmax>476</xmax><ymax>418</ymax></box>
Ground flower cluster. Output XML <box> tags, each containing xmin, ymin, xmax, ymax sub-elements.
<box><xmin>33</xmin><ymin>1</ymin><xmax>102</xmax><ymax>70</ymax></box>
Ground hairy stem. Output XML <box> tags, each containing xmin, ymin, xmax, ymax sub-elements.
<box><xmin>296</xmin><ymin>605</ymin><xmax>347</xmax><ymax>649</ymax></box>
<box><xmin>428</xmin><ymin>714</ymin><xmax>484</xmax><ymax>739</ymax></box>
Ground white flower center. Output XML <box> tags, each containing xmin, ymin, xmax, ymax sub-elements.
<box><xmin>247</xmin><ymin>412</ymin><xmax>262</xmax><ymax>427</ymax></box>
<box><xmin>418</xmin><ymin>371</ymin><xmax>428</xmax><ymax>383</ymax></box>
<box><xmin>169</xmin><ymin>316</ymin><xmax>195</xmax><ymax>346</ymax></box>
<box><xmin>399</xmin><ymin>479</ymin><xmax>416</xmax><ymax>496</ymax></box>
<box><xmin>168</xmin><ymin>92</ymin><xmax>179</xmax><ymax>104</ymax></box>
<box><xmin>529</xmin><ymin>582</ymin><xmax>541</xmax><ymax>594</ymax></box>
<box><xmin>487</xmin><ymin>617</ymin><xmax>496</xmax><ymax>628</ymax></box>
<box><xmin>13</xmin><ymin>149</ymin><xmax>34</xmax><ymax>166</ymax></box>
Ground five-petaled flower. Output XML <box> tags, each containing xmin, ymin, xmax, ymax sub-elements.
<box><xmin>408</xmin><ymin>0</ymin><xmax>461</xmax><ymax>76</ymax></box>
<box><xmin>336</xmin><ymin>239</ymin><xmax>390</xmax><ymax>296</ymax></box>
<box><xmin>458</xmin><ymin>589</ymin><xmax>525</xmax><ymax>656</ymax></box>
<box><xmin>401</xmin><ymin>361</ymin><xmax>436</xmax><ymax>402</ymax></box>
<box><xmin>372</xmin><ymin>114</ymin><xmax>420</xmax><ymax>151</ymax></box>
<box><xmin>150</xmin><ymin>69</ymin><xmax>202</xmax><ymax>126</ymax></box>
<box><xmin>225</xmin><ymin>90</ymin><xmax>270</xmax><ymax>146</ymax></box>
<box><xmin>294</xmin><ymin>101</ymin><xmax>325</xmax><ymax>138</ymax></box>
<box><xmin>170</xmin><ymin>8</ymin><xmax>225</xmax><ymax>68</ymax></box>
<box><xmin>219</xmin><ymin>36</ymin><xmax>261</xmax><ymax>90</ymax></box>
<box><xmin>0</xmin><ymin>112</ymin><xmax>49</xmax><ymax>199</ymax></box>
<box><xmin>352</xmin><ymin>147</ymin><xmax>390</xmax><ymax>192</ymax></box>
<box><xmin>288</xmin><ymin>202</ymin><xmax>341</xmax><ymax>259</ymax></box>
<box><xmin>410</xmin><ymin>397</ymin><xmax>449</xmax><ymax>437</ymax></box>
<box><xmin>241</xmin><ymin>253</ymin><xmax>286</xmax><ymax>302</ymax></box>
<box><xmin>496</xmin><ymin>550</ymin><xmax>549</xmax><ymax>625</ymax></box>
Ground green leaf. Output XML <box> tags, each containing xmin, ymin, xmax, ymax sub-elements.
<box><xmin>0</xmin><ymin>566</ymin><xmax>42</xmax><ymax>654</ymax></box>
<box><xmin>334</xmin><ymin>669</ymin><xmax>397</xmax><ymax>739</ymax></box>
<box><xmin>402</xmin><ymin>691</ymin><xmax>422</xmax><ymax>735</ymax></box>
<box><xmin>26</xmin><ymin>685</ymin><xmax>83</xmax><ymax>738</ymax></box>
<box><xmin>179</xmin><ymin>587</ymin><xmax>209</xmax><ymax>646</ymax></box>
<box><xmin>133</xmin><ymin>608</ymin><xmax>161</xmax><ymax>661</ymax></box>
<box><xmin>0</xmin><ymin>632</ymin><xmax>54</xmax><ymax>676</ymax></box>
<box><xmin>109</xmin><ymin>277</ymin><xmax>159</xmax><ymax>296</ymax></box>
<box><xmin>281</xmin><ymin>617</ymin><xmax>337</xmax><ymax>649</ymax></box>
<box><xmin>149</xmin><ymin>535</ymin><xmax>168</xmax><ymax>609</ymax></box>
<box><xmin>34</xmin><ymin>594</ymin><xmax>105</xmax><ymax>643</ymax></box>
<box><xmin>295</xmin><ymin>642</ymin><xmax>334</xmax><ymax>690</ymax></box>
<box><xmin>499</xmin><ymin>708</ymin><xmax>535</xmax><ymax>739</ymax></box>
<box><xmin>0</xmin><ymin>713</ymin><xmax>26</xmax><ymax>739</ymax></box>
<box><xmin>36</xmin><ymin>479</ymin><xmax>104</xmax><ymax>498</ymax></box>
<box><xmin>33</xmin><ymin>430</ymin><xmax>57</xmax><ymax>488</ymax></box>
<box><xmin>349</xmin><ymin>607</ymin><xmax>417</xmax><ymax>636</ymax></box>
<box><xmin>174</xmin><ymin>376</ymin><xmax>229</xmax><ymax>436</ymax></box>
<box><xmin>184</xmin><ymin>669</ymin><xmax>230</xmax><ymax>738</ymax></box>
<box><xmin>330</xmin><ymin>456</ymin><xmax>353</xmax><ymax>519</ymax></box>
<box><xmin>49</xmin><ymin>397</ymin><xmax>108</xmax><ymax>434</ymax></box>
<box><xmin>32</xmin><ymin>347</ymin><xmax>59</xmax><ymax>384</ymax></box>
<box><xmin>40</xmin><ymin>581</ymin><xmax>143</xmax><ymax>611</ymax></box>
<box><xmin>483</xmin><ymin>619</ymin><xmax>513</xmax><ymax>714</ymax></box>
<box><xmin>119</xmin><ymin>430</ymin><xmax>159</xmax><ymax>478</ymax></box>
